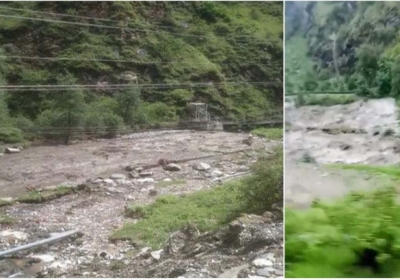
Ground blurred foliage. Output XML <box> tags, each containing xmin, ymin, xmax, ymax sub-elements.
<box><xmin>286</xmin><ymin>186</ymin><xmax>400</xmax><ymax>277</ymax></box>
<box><xmin>286</xmin><ymin>2</ymin><xmax>400</xmax><ymax>103</ymax></box>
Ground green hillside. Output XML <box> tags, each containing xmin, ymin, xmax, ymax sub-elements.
<box><xmin>0</xmin><ymin>2</ymin><xmax>283</xmax><ymax>143</ymax></box>
<box><xmin>286</xmin><ymin>1</ymin><xmax>400</xmax><ymax>100</ymax></box>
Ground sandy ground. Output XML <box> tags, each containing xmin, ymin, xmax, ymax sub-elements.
<box><xmin>285</xmin><ymin>98</ymin><xmax>400</xmax><ymax>208</ymax></box>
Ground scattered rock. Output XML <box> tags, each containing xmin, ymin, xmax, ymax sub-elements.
<box><xmin>0</xmin><ymin>230</ymin><xmax>29</xmax><ymax>241</ymax></box>
<box><xmin>141</xmin><ymin>247</ymin><xmax>151</xmax><ymax>253</ymax></box>
<box><xmin>110</xmin><ymin>174</ymin><xmax>126</xmax><ymax>180</ymax></box>
<box><xmin>5</xmin><ymin>148</ymin><xmax>20</xmax><ymax>154</ymax></box>
<box><xmin>164</xmin><ymin>163</ymin><xmax>182</xmax><ymax>172</ymax></box>
<box><xmin>149</xmin><ymin>189</ymin><xmax>158</xmax><ymax>196</ymax></box>
<box><xmin>252</xmin><ymin>259</ymin><xmax>273</xmax><ymax>268</ymax></box>
<box><xmin>169</xmin><ymin>268</ymin><xmax>186</xmax><ymax>278</ymax></box>
<box><xmin>48</xmin><ymin>260</ymin><xmax>73</xmax><ymax>271</ymax></box>
<box><xmin>103</xmin><ymin>179</ymin><xmax>114</xmax><ymax>184</ymax></box>
<box><xmin>128</xmin><ymin>171</ymin><xmax>140</xmax><ymax>179</ymax></box>
<box><xmin>29</xmin><ymin>254</ymin><xmax>55</xmax><ymax>263</ymax></box>
<box><xmin>77</xmin><ymin>183</ymin><xmax>90</xmax><ymax>191</ymax></box>
<box><xmin>339</xmin><ymin>144</ymin><xmax>351</xmax><ymax>151</ymax></box>
<box><xmin>256</xmin><ymin>268</ymin><xmax>271</xmax><ymax>277</ymax></box>
<box><xmin>0</xmin><ymin>153</ymin><xmax>3</xmax><ymax>157</ymax></box>
<box><xmin>242</xmin><ymin>136</ymin><xmax>254</xmax><ymax>146</ymax></box>
<box><xmin>193</xmin><ymin>162</ymin><xmax>211</xmax><ymax>171</ymax></box>
<box><xmin>211</xmin><ymin>169</ymin><xmax>223</xmax><ymax>177</ymax></box>
<box><xmin>139</xmin><ymin>171</ymin><xmax>154</xmax><ymax>177</ymax></box>
<box><xmin>125</xmin><ymin>166</ymin><xmax>134</xmax><ymax>172</ymax></box>
<box><xmin>138</xmin><ymin>178</ymin><xmax>155</xmax><ymax>184</ymax></box>
<box><xmin>218</xmin><ymin>264</ymin><xmax>249</xmax><ymax>278</ymax></box>
<box><xmin>92</xmin><ymin>179</ymin><xmax>103</xmax><ymax>184</ymax></box>
<box><xmin>151</xmin><ymin>249</ymin><xmax>163</xmax><ymax>260</ymax></box>
<box><xmin>163</xmin><ymin>178</ymin><xmax>172</xmax><ymax>182</ymax></box>
<box><xmin>167</xmin><ymin>230</ymin><xmax>187</xmax><ymax>254</ymax></box>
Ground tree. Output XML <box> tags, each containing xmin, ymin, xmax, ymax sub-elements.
<box><xmin>36</xmin><ymin>72</ymin><xmax>86</xmax><ymax>144</ymax></box>
<box><xmin>355</xmin><ymin>44</ymin><xmax>382</xmax><ymax>88</ymax></box>
<box><xmin>116</xmin><ymin>83</ymin><xmax>142</xmax><ymax>126</ymax></box>
<box><xmin>391</xmin><ymin>58</ymin><xmax>400</xmax><ymax>98</ymax></box>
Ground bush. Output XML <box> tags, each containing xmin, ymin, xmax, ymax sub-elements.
<box><xmin>144</xmin><ymin>102</ymin><xmax>178</xmax><ymax>124</ymax></box>
<box><xmin>36</xmin><ymin>109</ymin><xmax>84</xmax><ymax>141</ymax></box>
<box><xmin>102</xmin><ymin>112</ymin><xmax>124</xmax><ymax>136</ymax></box>
<box><xmin>0</xmin><ymin>127</ymin><xmax>23</xmax><ymax>143</ymax></box>
<box><xmin>237</xmin><ymin>146</ymin><xmax>283</xmax><ymax>214</ymax></box>
<box><xmin>304</xmin><ymin>80</ymin><xmax>318</xmax><ymax>91</ymax></box>
<box><xmin>83</xmin><ymin>101</ymin><xmax>124</xmax><ymax>137</ymax></box>
<box><xmin>12</xmin><ymin>115</ymin><xmax>36</xmax><ymax>139</ymax></box>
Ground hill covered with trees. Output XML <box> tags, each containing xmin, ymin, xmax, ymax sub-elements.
<box><xmin>0</xmin><ymin>1</ymin><xmax>282</xmax><ymax>144</ymax></box>
<box><xmin>286</xmin><ymin>1</ymin><xmax>400</xmax><ymax>99</ymax></box>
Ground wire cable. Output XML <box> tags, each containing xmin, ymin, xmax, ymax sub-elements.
<box><xmin>0</xmin><ymin>55</ymin><xmax>282</xmax><ymax>67</ymax></box>
<box><xmin>0</xmin><ymin>6</ymin><xmax>265</xmax><ymax>37</ymax></box>
<box><xmin>0</xmin><ymin>81</ymin><xmax>282</xmax><ymax>92</ymax></box>
<box><xmin>0</xmin><ymin>13</ymin><xmax>269</xmax><ymax>43</ymax></box>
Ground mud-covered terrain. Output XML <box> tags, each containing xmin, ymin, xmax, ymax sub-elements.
<box><xmin>0</xmin><ymin>130</ymin><xmax>283</xmax><ymax>278</ymax></box>
<box><xmin>285</xmin><ymin>98</ymin><xmax>400</xmax><ymax>208</ymax></box>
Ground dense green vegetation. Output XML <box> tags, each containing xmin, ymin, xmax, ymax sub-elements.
<box><xmin>0</xmin><ymin>2</ymin><xmax>282</xmax><ymax>144</ymax></box>
<box><xmin>286</xmin><ymin>1</ymin><xmax>400</xmax><ymax>103</ymax></box>
<box><xmin>112</xmin><ymin>146</ymin><xmax>282</xmax><ymax>248</ymax></box>
<box><xmin>286</xmin><ymin>165</ymin><xmax>400</xmax><ymax>277</ymax></box>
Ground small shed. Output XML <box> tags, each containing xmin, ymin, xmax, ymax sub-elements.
<box><xmin>187</xmin><ymin>102</ymin><xmax>210</xmax><ymax>122</ymax></box>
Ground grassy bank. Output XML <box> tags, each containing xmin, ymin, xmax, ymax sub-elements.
<box><xmin>286</xmin><ymin>164</ymin><xmax>400</xmax><ymax>277</ymax></box>
<box><xmin>112</xmin><ymin>146</ymin><xmax>283</xmax><ymax>248</ymax></box>
<box><xmin>251</xmin><ymin>127</ymin><xmax>283</xmax><ymax>140</ymax></box>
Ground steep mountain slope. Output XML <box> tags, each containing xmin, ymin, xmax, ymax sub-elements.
<box><xmin>0</xmin><ymin>2</ymin><xmax>282</xmax><ymax>143</ymax></box>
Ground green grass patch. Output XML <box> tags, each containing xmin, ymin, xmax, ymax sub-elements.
<box><xmin>0</xmin><ymin>199</ymin><xmax>13</xmax><ymax>207</ymax></box>
<box><xmin>156</xmin><ymin>179</ymin><xmax>186</xmax><ymax>188</ymax></box>
<box><xmin>111</xmin><ymin>181</ymin><xmax>243</xmax><ymax>248</ymax></box>
<box><xmin>329</xmin><ymin>163</ymin><xmax>400</xmax><ymax>180</ymax></box>
<box><xmin>251</xmin><ymin>127</ymin><xmax>283</xmax><ymax>140</ymax></box>
<box><xmin>17</xmin><ymin>186</ymin><xmax>75</xmax><ymax>203</ymax></box>
<box><xmin>0</xmin><ymin>213</ymin><xmax>16</xmax><ymax>225</ymax></box>
<box><xmin>113</xmin><ymin>146</ymin><xmax>283</xmax><ymax>248</ymax></box>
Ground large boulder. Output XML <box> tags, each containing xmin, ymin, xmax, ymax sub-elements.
<box><xmin>164</xmin><ymin>163</ymin><xmax>182</xmax><ymax>172</ymax></box>
<box><xmin>193</xmin><ymin>162</ymin><xmax>211</xmax><ymax>171</ymax></box>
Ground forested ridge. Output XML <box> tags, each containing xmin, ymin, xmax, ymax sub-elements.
<box><xmin>286</xmin><ymin>1</ymin><xmax>400</xmax><ymax>98</ymax></box>
<box><xmin>0</xmin><ymin>1</ymin><xmax>283</xmax><ymax>144</ymax></box>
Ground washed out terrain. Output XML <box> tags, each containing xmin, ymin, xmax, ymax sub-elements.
<box><xmin>0</xmin><ymin>130</ymin><xmax>283</xmax><ymax>278</ymax></box>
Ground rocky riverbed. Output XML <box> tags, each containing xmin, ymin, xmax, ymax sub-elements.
<box><xmin>0</xmin><ymin>130</ymin><xmax>282</xmax><ymax>278</ymax></box>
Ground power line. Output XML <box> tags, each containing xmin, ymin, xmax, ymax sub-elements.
<box><xmin>0</xmin><ymin>6</ymin><xmax>273</xmax><ymax>39</ymax></box>
<box><xmin>0</xmin><ymin>13</ymin><xmax>266</xmax><ymax>43</ymax></box>
<box><xmin>1</xmin><ymin>81</ymin><xmax>282</xmax><ymax>92</ymax></box>
<box><xmin>0</xmin><ymin>55</ymin><xmax>283</xmax><ymax>67</ymax></box>
<box><xmin>0</xmin><ymin>81</ymin><xmax>279</xmax><ymax>88</ymax></box>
